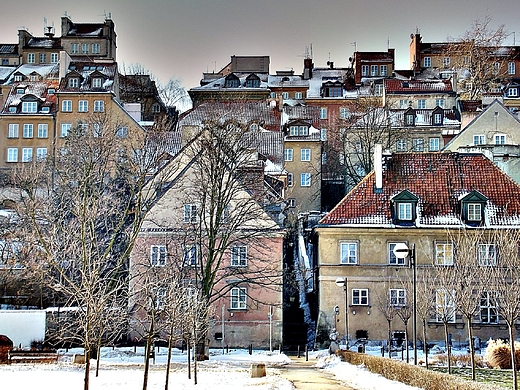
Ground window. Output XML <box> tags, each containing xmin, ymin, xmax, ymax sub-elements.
<box><xmin>22</xmin><ymin>148</ymin><xmax>32</xmax><ymax>162</ymax></box>
<box><xmin>494</xmin><ymin>134</ymin><xmax>506</xmax><ymax>145</ymax></box>
<box><xmin>39</xmin><ymin>53</ymin><xmax>46</xmax><ymax>63</ymax></box>
<box><xmin>429</xmin><ymin>138</ymin><xmax>440</xmax><ymax>151</ymax></box>
<box><xmin>151</xmin><ymin>287</ymin><xmax>167</xmax><ymax>310</ymax></box>
<box><xmin>352</xmin><ymin>289</ymin><xmax>369</xmax><ymax>305</ymax></box>
<box><xmin>406</xmin><ymin>114</ymin><xmax>415</xmax><ymax>126</ymax></box>
<box><xmin>92</xmin><ymin>124</ymin><xmax>102</xmax><ymax>138</ymax></box>
<box><xmin>301</xmin><ymin>149</ymin><xmax>311</xmax><ymax>161</ymax></box>
<box><xmin>413</xmin><ymin>138</ymin><xmax>424</xmax><ymax>152</ymax></box>
<box><xmin>8</xmin><ymin>124</ymin><xmax>19</xmax><ymax>138</ymax></box>
<box><xmin>282</xmin><ymin>92</ymin><xmax>289</xmax><ymax>99</ymax></box>
<box><xmin>370</xmin><ymin>65</ymin><xmax>378</xmax><ymax>76</ymax></box>
<box><xmin>152</xmin><ymin>103</ymin><xmax>161</xmax><ymax>113</ymax></box>
<box><xmin>71</xmin><ymin>43</ymin><xmax>79</xmax><ymax>54</ymax></box>
<box><xmin>183</xmin><ymin>204</ymin><xmax>198</xmax><ymax>223</ymax></box>
<box><xmin>398</xmin><ymin>203</ymin><xmax>412</xmax><ymax>220</ymax></box>
<box><xmin>380</xmin><ymin>65</ymin><xmax>388</xmax><ymax>76</ymax></box>
<box><xmin>68</xmin><ymin>78</ymin><xmax>79</xmax><ymax>88</ymax></box>
<box><xmin>37</xmin><ymin>124</ymin><xmax>48</xmax><ymax>138</ymax></box>
<box><xmin>78</xmin><ymin>100</ymin><xmax>88</xmax><ymax>112</ymax></box>
<box><xmin>14</xmin><ymin>74</ymin><xmax>22</xmax><ymax>82</ymax></box>
<box><xmin>400</xmin><ymin>99</ymin><xmax>409</xmax><ymax>109</ymax></box>
<box><xmin>480</xmin><ymin>291</ymin><xmax>498</xmax><ymax>324</ymax></box>
<box><xmin>340</xmin><ymin>242</ymin><xmax>358</xmax><ymax>264</ymax></box>
<box><xmin>435</xmin><ymin>242</ymin><xmax>454</xmax><ymax>265</ymax></box>
<box><xmin>443</xmin><ymin>57</ymin><xmax>451</xmax><ymax>67</ymax></box>
<box><xmin>230</xmin><ymin>287</ymin><xmax>247</xmax><ymax>310</ymax></box>
<box><xmin>62</xmin><ymin>100</ymin><xmax>72</xmax><ymax>112</ymax></box>
<box><xmin>93</xmin><ymin>100</ymin><xmax>105</xmax><ymax>112</ymax></box>
<box><xmin>50</xmin><ymin>53</ymin><xmax>58</xmax><ymax>63</ymax></box>
<box><xmin>183</xmin><ymin>245</ymin><xmax>199</xmax><ymax>267</ymax></box>
<box><xmin>468</xmin><ymin>203</ymin><xmax>482</xmax><ymax>221</ymax></box>
<box><xmin>433</xmin><ymin>113</ymin><xmax>443</xmax><ymax>125</ymax></box>
<box><xmin>295</xmin><ymin>92</ymin><xmax>303</xmax><ymax>99</ymax></box>
<box><xmin>92</xmin><ymin>78</ymin><xmax>102</xmax><ymax>88</ymax></box>
<box><xmin>92</xmin><ymin>43</ymin><xmax>100</xmax><ymax>54</ymax></box>
<box><xmin>396</xmin><ymin>139</ymin><xmax>407</xmax><ymax>151</ymax></box>
<box><xmin>61</xmin><ymin>123</ymin><xmax>71</xmax><ymax>137</ymax></box>
<box><xmin>284</xmin><ymin>148</ymin><xmax>293</xmax><ymax>162</ymax></box>
<box><xmin>289</xmin><ymin>126</ymin><xmax>298</xmax><ymax>136</ymax></box>
<box><xmin>320</xmin><ymin>107</ymin><xmax>327</xmax><ymax>119</ymax></box>
<box><xmin>508</xmin><ymin>88</ymin><xmax>519</xmax><ymax>97</ymax></box>
<box><xmin>27</xmin><ymin>53</ymin><xmax>35</xmax><ymax>63</ymax></box>
<box><xmin>390</xmin><ymin>289</ymin><xmax>406</xmax><ymax>306</ymax></box>
<box><xmin>473</xmin><ymin>135</ymin><xmax>485</xmax><ymax>145</ymax></box>
<box><xmin>287</xmin><ymin>198</ymin><xmax>296</xmax><ymax>208</ymax></box>
<box><xmin>375</xmin><ymin>84</ymin><xmax>383</xmax><ymax>95</ymax></box>
<box><xmin>436</xmin><ymin>289</ymin><xmax>455</xmax><ymax>322</ymax></box>
<box><xmin>478</xmin><ymin>244</ymin><xmax>496</xmax><ymax>266</ymax></box>
<box><xmin>320</xmin><ymin>128</ymin><xmax>327</xmax><ymax>141</ymax></box>
<box><xmin>508</xmin><ymin>62</ymin><xmax>516</xmax><ymax>75</ymax></box>
<box><xmin>150</xmin><ymin>245</ymin><xmax>167</xmax><ymax>266</ymax></box>
<box><xmin>423</xmin><ymin>57</ymin><xmax>431</xmax><ymax>67</ymax></box>
<box><xmin>339</xmin><ymin>107</ymin><xmax>349</xmax><ymax>119</ymax></box>
<box><xmin>7</xmin><ymin>148</ymin><xmax>18</xmax><ymax>163</ymax></box>
<box><xmin>81</xmin><ymin>43</ymin><xmax>89</xmax><ymax>54</ymax></box>
<box><xmin>117</xmin><ymin>126</ymin><xmax>128</xmax><ymax>138</ymax></box>
<box><xmin>435</xmin><ymin>99</ymin><xmax>445</xmax><ymax>108</ymax></box>
<box><xmin>23</xmin><ymin>124</ymin><xmax>33</xmax><ymax>138</ymax></box>
<box><xmin>287</xmin><ymin>173</ymin><xmax>293</xmax><ymax>187</ymax></box>
<box><xmin>231</xmin><ymin>245</ymin><xmax>247</xmax><ymax>267</ymax></box>
<box><xmin>417</xmin><ymin>99</ymin><xmax>426</xmax><ymax>109</ymax></box>
<box><xmin>389</xmin><ymin>243</ymin><xmax>406</xmax><ymax>265</ymax></box>
<box><xmin>361</xmin><ymin>65</ymin><xmax>369</xmax><ymax>76</ymax></box>
<box><xmin>36</xmin><ymin>148</ymin><xmax>47</xmax><ymax>160</ymax></box>
<box><xmin>22</xmin><ymin>101</ymin><xmax>37</xmax><ymax>113</ymax></box>
<box><xmin>299</xmin><ymin>126</ymin><xmax>309</xmax><ymax>136</ymax></box>
<box><xmin>300</xmin><ymin>173</ymin><xmax>311</xmax><ymax>187</ymax></box>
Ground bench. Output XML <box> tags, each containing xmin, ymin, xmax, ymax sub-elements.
<box><xmin>8</xmin><ymin>350</ymin><xmax>59</xmax><ymax>364</ymax></box>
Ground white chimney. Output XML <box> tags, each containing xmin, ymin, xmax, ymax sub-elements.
<box><xmin>374</xmin><ymin>143</ymin><xmax>383</xmax><ymax>191</ymax></box>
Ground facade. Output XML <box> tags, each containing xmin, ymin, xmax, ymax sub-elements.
<box><xmin>314</xmin><ymin>151</ymin><xmax>520</xmax><ymax>345</ymax></box>
<box><xmin>351</xmin><ymin>49</ymin><xmax>395</xmax><ymax>86</ymax></box>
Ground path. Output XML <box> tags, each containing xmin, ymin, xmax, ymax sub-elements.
<box><xmin>279</xmin><ymin>355</ymin><xmax>358</xmax><ymax>390</ymax></box>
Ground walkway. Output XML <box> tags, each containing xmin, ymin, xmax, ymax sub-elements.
<box><xmin>279</xmin><ymin>355</ymin><xmax>357</xmax><ymax>390</ymax></box>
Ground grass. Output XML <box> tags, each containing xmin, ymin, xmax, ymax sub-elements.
<box><xmin>430</xmin><ymin>367</ymin><xmax>516</xmax><ymax>389</ymax></box>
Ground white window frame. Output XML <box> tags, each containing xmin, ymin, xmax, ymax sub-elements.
<box><xmin>39</xmin><ymin>53</ymin><xmax>46</xmax><ymax>63</ymax></box>
<box><xmin>299</xmin><ymin>126</ymin><xmax>308</xmax><ymax>136</ymax></box>
<box><xmin>390</xmin><ymin>288</ymin><xmax>406</xmax><ymax>307</ymax></box>
<box><xmin>397</xmin><ymin>139</ymin><xmax>407</xmax><ymax>151</ymax></box>
<box><xmin>36</xmin><ymin>148</ymin><xmax>47</xmax><ymax>160</ymax></box>
<box><xmin>443</xmin><ymin>57</ymin><xmax>451</xmax><ymax>67</ymax></box>
<box><xmin>150</xmin><ymin>245</ymin><xmax>167</xmax><ymax>266</ymax></box>
<box><xmin>301</xmin><ymin>149</ymin><xmax>311</xmax><ymax>162</ymax></box>
<box><xmin>423</xmin><ymin>57</ymin><xmax>431</xmax><ymax>67</ymax></box>
<box><xmin>23</xmin><ymin>124</ymin><xmax>34</xmax><ymax>138</ymax></box>
<box><xmin>78</xmin><ymin>100</ymin><xmax>88</xmax><ymax>112</ymax></box>
<box><xmin>436</xmin><ymin>289</ymin><xmax>456</xmax><ymax>322</ymax></box>
<box><xmin>508</xmin><ymin>88</ymin><xmax>519</xmax><ymax>97</ymax></box>
<box><xmin>93</xmin><ymin>100</ymin><xmax>105</xmax><ymax>112</ymax></box>
<box><xmin>300</xmin><ymin>173</ymin><xmax>311</xmax><ymax>187</ymax></box>
<box><xmin>478</xmin><ymin>243</ymin><xmax>496</xmax><ymax>266</ymax></box>
<box><xmin>230</xmin><ymin>287</ymin><xmax>247</xmax><ymax>310</ymax></box>
<box><xmin>117</xmin><ymin>127</ymin><xmax>128</xmax><ymax>138</ymax></box>
<box><xmin>480</xmin><ymin>291</ymin><xmax>498</xmax><ymax>324</ymax></box>
<box><xmin>231</xmin><ymin>245</ymin><xmax>247</xmax><ymax>267</ymax></box>
<box><xmin>183</xmin><ymin>204</ymin><xmax>198</xmax><ymax>223</ymax></box>
<box><xmin>435</xmin><ymin>242</ymin><xmax>454</xmax><ymax>265</ymax></box>
<box><xmin>398</xmin><ymin>202</ymin><xmax>412</xmax><ymax>220</ymax></box>
<box><xmin>295</xmin><ymin>92</ymin><xmax>303</xmax><ymax>99</ymax></box>
<box><xmin>508</xmin><ymin>62</ymin><xmax>516</xmax><ymax>75</ymax></box>
<box><xmin>284</xmin><ymin>148</ymin><xmax>293</xmax><ymax>162</ymax></box>
<box><xmin>37</xmin><ymin>124</ymin><xmax>48</xmax><ymax>138</ymax></box>
<box><xmin>70</xmin><ymin>43</ymin><xmax>79</xmax><ymax>54</ymax></box>
<box><xmin>339</xmin><ymin>107</ymin><xmax>349</xmax><ymax>119</ymax></box>
<box><xmin>320</xmin><ymin>107</ymin><xmax>327</xmax><ymax>119</ymax></box>
<box><xmin>7</xmin><ymin>148</ymin><xmax>18</xmax><ymax>163</ymax></box>
<box><xmin>435</xmin><ymin>99</ymin><xmax>445</xmax><ymax>108</ymax></box>
<box><xmin>50</xmin><ymin>53</ymin><xmax>59</xmax><ymax>63</ymax></box>
<box><xmin>468</xmin><ymin>203</ymin><xmax>482</xmax><ymax>221</ymax></box>
<box><xmin>21</xmin><ymin>148</ymin><xmax>32</xmax><ymax>162</ymax></box>
<box><xmin>413</xmin><ymin>138</ymin><xmax>424</xmax><ymax>152</ymax></box>
<box><xmin>151</xmin><ymin>286</ymin><xmax>167</xmax><ymax>310</ymax></box>
<box><xmin>183</xmin><ymin>244</ymin><xmax>199</xmax><ymax>267</ymax></box>
<box><xmin>417</xmin><ymin>99</ymin><xmax>426</xmax><ymax>109</ymax></box>
<box><xmin>289</xmin><ymin>126</ymin><xmax>298</xmax><ymax>136</ymax></box>
<box><xmin>62</xmin><ymin>100</ymin><xmax>72</xmax><ymax>112</ymax></box>
<box><xmin>433</xmin><ymin>113</ymin><xmax>443</xmax><ymax>125</ymax></box>
<box><xmin>340</xmin><ymin>241</ymin><xmax>358</xmax><ymax>264</ymax></box>
<box><xmin>22</xmin><ymin>101</ymin><xmax>37</xmax><ymax>113</ymax></box>
<box><xmin>473</xmin><ymin>134</ymin><xmax>485</xmax><ymax>145</ymax></box>
<box><xmin>361</xmin><ymin>65</ymin><xmax>369</xmax><ymax>76</ymax></box>
<box><xmin>494</xmin><ymin>134</ymin><xmax>506</xmax><ymax>145</ymax></box>
<box><xmin>370</xmin><ymin>65</ymin><xmax>378</xmax><ymax>76</ymax></box>
<box><xmin>8</xmin><ymin>124</ymin><xmax>19</xmax><ymax>138</ymax></box>
<box><xmin>68</xmin><ymin>78</ymin><xmax>79</xmax><ymax>88</ymax></box>
<box><xmin>27</xmin><ymin>53</ymin><xmax>35</xmax><ymax>63</ymax></box>
<box><xmin>389</xmin><ymin>243</ymin><xmax>406</xmax><ymax>265</ymax></box>
<box><xmin>81</xmin><ymin>43</ymin><xmax>89</xmax><ymax>54</ymax></box>
<box><xmin>380</xmin><ymin>65</ymin><xmax>388</xmax><ymax>76</ymax></box>
<box><xmin>92</xmin><ymin>43</ymin><xmax>101</xmax><ymax>54</ymax></box>
<box><xmin>429</xmin><ymin>138</ymin><xmax>440</xmax><ymax>151</ymax></box>
<box><xmin>61</xmin><ymin>123</ymin><xmax>71</xmax><ymax>137</ymax></box>
<box><xmin>352</xmin><ymin>289</ymin><xmax>369</xmax><ymax>306</ymax></box>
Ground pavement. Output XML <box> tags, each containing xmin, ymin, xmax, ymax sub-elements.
<box><xmin>279</xmin><ymin>355</ymin><xmax>358</xmax><ymax>390</ymax></box>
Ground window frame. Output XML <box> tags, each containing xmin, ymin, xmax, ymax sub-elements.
<box><xmin>150</xmin><ymin>245</ymin><xmax>167</xmax><ymax>266</ymax></box>
<box><xmin>429</xmin><ymin>137</ymin><xmax>440</xmax><ymax>151</ymax></box>
<box><xmin>8</xmin><ymin>124</ymin><xmax>19</xmax><ymax>138</ymax></box>
<box><xmin>473</xmin><ymin>134</ymin><xmax>485</xmax><ymax>145</ymax></box>
<box><xmin>300</xmin><ymin>148</ymin><xmax>311</xmax><ymax>162</ymax></box>
<box><xmin>389</xmin><ymin>243</ymin><xmax>406</xmax><ymax>265</ymax></box>
<box><xmin>494</xmin><ymin>134</ymin><xmax>506</xmax><ymax>145</ymax></box>
<box><xmin>93</xmin><ymin>100</ymin><xmax>105</xmax><ymax>112</ymax></box>
<box><xmin>380</xmin><ymin>65</ymin><xmax>388</xmax><ymax>76</ymax></box>
<box><xmin>480</xmin><ymin>291</ymin><xmax>498</xmax><ymax>324</ymax></box>
<box><xmin>320</xmin><ymin>107</ymin><xmax>327</xmax><ymax>119</ymax></box>
<box><xmin>61</xmin><ymin>123</ymin><xmax>71</xmax><ymax>137</ymax></box>
<box><xmin>21</xmin><ymin>148</ymin><xmax>33</xmax><ymax>162</ymax></box>
<box><xmin>370</xmin><ymin>65</ymin><xmax>378</xmax><ymax>76</ymax></box>
<box><xmin>284</xmin><ymin>148</ymin><xmax>293</xmax><ymax>162</ymax></box>
<box><xmin>436</xmin><ymin>289</ymin><xmax>456</xmax><ymax>322</ymax></box>
<box><xmin>340</xmin><ymin>241</ymin><xmax>358</xmax><ymax>265</ymax></box>
<box><xmin>36</xmin><ymin>148</ymin><xmax>47</xmax><ymax>160</ymax></box>
<box><xmin>435</xmin><ymin>241</ymin><xmax>454</xmax><ymax>266</ymax></box>
<box><xmin>417</xmin><ymin>99</ymin><xmax>426</xmax><ymax>109</ymax></box>
<box><xmin>7</xmin><ymin>148</ymin><xmax>18</xmax><ymax>163</ymax></box>
<box><xmin>183</xmin><ymin>244</ymin><xmax>199</xmax><ymax>267</ymax></box>
<box><xmin>398</xmin><ymin>202</ymin><xmax>413</xmax><ymax>220</ymax></box>
<box><xmin>23</xmin><ymin>124</ymin><xmax>34</xmax><ymax>138</ymax></box>
<box><xmin>27</xmin><ymin>53</ymin><xmax>35</xmax><ymax>63</ymax></box>
<box><xmin>230</xmin><ymin>287</ymin><xmax>247</xmax><ymax>310</ymax></box>
<box><xmin>62</xmin><ymin>100</ymin><xmax>72</xmax><ymax>112</ymax></box>
<box><xmin>183</xmin><ymin>204</ymin><xmax>198</xmax><ymax>223</ymax></box>
<box><xmin>37</xmin><ymin>124</ymin><xmax>48</xmax><ymax>138</ymax></box>
<box><xmin>300</xmin><ymin>172</ymin><xmax>311</xmax><ymax>187</ymax></box>
<box><xmin>352</xmin><ymin>288</ymin><xmax>369</xmax><ymax>306</ymax></box>
<box><xmin>478</xmin><ymin>243</ymin><xmax>497</xmax><ymax>266</ymax></box>
<box><xmin>231</xmin><ymin>245</ymin><xmax>248</xmax><ymax>267</ymax></box>
<box><xmin>390</xmin><ymin>288</ymin><xmax>406</xmax><ymax>307</ymax></box>
<box><xmin>78</xmin><ymin>100</ymin><xmax>89</xmax><ymax>112</ymax></box>
<box><xmin>423</xmin><ymin>57</ymin><xmax>431</xmax><ymax>67</ymax></box>
<box><xmin>22</xmin><ymin>101</ymin><xmax>38</xmax><ymax>113</ymax></box>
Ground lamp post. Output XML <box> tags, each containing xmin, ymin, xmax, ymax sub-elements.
<box><xmin>335</xmin><ymin>277</ymin><xmax>349</xmax><ymax>349</ymax></box>
<box><xmin>393</xmin><ymin>242</ymin><xmax>417</xmax><ymax>365</ymax></box>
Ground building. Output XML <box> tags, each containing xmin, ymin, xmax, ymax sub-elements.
<box><xmin>313</xmin><ymin>151</ymin><xmax>520</xmax><ymax>345</ymax></box>
<box><xmin>351</xmin><ymin>49</ymin><xmax>395</xmax><ymax>86</ymax></box>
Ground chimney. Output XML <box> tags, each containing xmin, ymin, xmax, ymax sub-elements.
<box><xmin>303</xmin><ymin>58</ymin><xmax>313</xmax><ymax>80</ymax></box>
<box><xmin>374</xmin><ymin>144</ymin><xmax>383</xmax><ymax>193</ymax></box>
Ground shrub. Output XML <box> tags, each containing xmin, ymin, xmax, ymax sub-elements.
<box><xmin>484</xmin><ymin>339</ymin><xmax>520</xmax><ymax>369</ymax></box>
<box><xmin>337</xmin><ymin>350</ymin><xmax>502</xmax><ymax>390</ymax></box>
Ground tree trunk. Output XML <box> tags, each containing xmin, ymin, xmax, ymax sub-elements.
<box><xmin>84</xmin><ymin>348</ymin><xmax>91</xmax><ymax>390</ymax></box>
<box><xmin>142</xmin><ymin>318</ymin><xmax>155</xmax><ymax>390</ymax></box>
<box><xmin>422</xmin><ymin>318</ymin><xmax>429</xmax><ymax>369</ymax></box>
<box><xmin>387</xmin><ymin>319</ymin><xmax>392</xmax><ymax>354</ymax></box>
<box><xmin>187</xmin><ymin>337</ymin><xmax>191</xmax><ymax>379</ymax></box>
<box><xmin>404</xmin><ymin>320</ymin><xmax>409</xmax><ymax>363</ymax></box>
<box><xmin>509</xmin><ymin>324</ymin><xmax>518</xmax><ymax>390</ymax></box>
<box><xmin>444</xmin><ymin>323</ymin><xmax>451</xmax><ymax>375</ymax></box>
<box><xmin>164</xmin><ymin>328</ymin><xmax>174</xmax><ymax>390</ymax></box>
<box><xmin>467</xmin><ymin>317</ymin><xmax>475</xmax><ymax>381</ymax></box>
<box><xmin>95</xmin><ymin>340</ymin><xmax>101</xmax><ymax>378</ymax></box>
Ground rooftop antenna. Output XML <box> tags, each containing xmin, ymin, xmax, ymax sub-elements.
<box><xmin>387</xmin><ymin>37</ymin><xmax>390</xmax><ymax>50</ymax></box>
<box><xmin>351</xmin><ymin>42</ymin><xmax>357</xmax><ymax>52</ymax></box>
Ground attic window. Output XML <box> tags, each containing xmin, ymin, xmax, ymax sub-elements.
<box><xmin>69</xmin><ymin>78</ymin><xmax>79</xmax><ymax>88</ymax></box>
<box><xmin>406</xmin><ymin>113</ymin><xmax>415</xmax><ymax>126</ymax></box>
<box><xmin>224</xmin><ymin>74</ymin><xmax>240</xmax><ymax>88</ymax></box>
<box><xmin>432</xmin><ymin>107</ymin><xmax>444</xmax><ymax>125</ymax></box>
<box><xmin>508</xmin><ymin>88</ymin><xmax>518</xmax><ymax>97</ymax></box>
<box><xmin>47</xmin><ymin>88</ymin><xmax>55</xmax><ymax>95</ymax></box>
<box><xmin>14</xmin><ymin>75</ymin><xmax>22</xmax><ymax>82</ymax></box>
<box><xmin>460</xmin><ymin>190</ymin><xmax>487</xmax><ymax>226</ymax></box>
<box><xmin>92</xmin><ymin>78</ymin><xmax>102</xmax><ymax>88</ymax></box>
<box><xmin>16</xmin><ymin>88</ymin><xmax>25</xmax><ymax>94</ymax></box>
<box><xmin>392</xmin><ymin>190</ymin><xmax>418</xmax><ymax>225</ymax></box>
<box><xmin>245</xmin><ymin>74</ymin><xmax>260</xmax><ymax>88</ymax></box>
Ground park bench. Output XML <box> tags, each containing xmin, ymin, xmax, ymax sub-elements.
<box><xmin>8</xmin><ymin>350</ymin><xmax>59</xmax><ymax>364</ymax></box>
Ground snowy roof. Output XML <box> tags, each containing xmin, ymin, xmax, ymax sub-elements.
<box><xmin>190</xmin><ymin>73</ymin><xmax>269</xmax><ymax>91</ymax></box>
<box><xmin>385</xmin><ymin>78</ymin><xmax>454</xmax><ymax>94</ymax></box>
<box><xmin>26</xmin><ymin>37</ymin><xmax>61</xmax><ymax>49</ymax></box>
<box><xmin>2</xmin><ymin>80</ymin><xmax>59</xmax><ymax>114</ymax></box>
<box><xmin>268</xmin><ymin>74</ymin><xmax>309</xmax><ymax>88</ymax></box>
<box><xmin>58</xmin><ymin>62</ymin><xmax>117</xmax><ymax>93</ymax></box>
<box><xmin>5</xmin><ymin>64</ymin><xmax>59</xmax><ymax>83</ymax></box>
<box><xmin>319</xmin><ymin>152</ymin><xmax>520</xmax><ymax>227</ymax></box>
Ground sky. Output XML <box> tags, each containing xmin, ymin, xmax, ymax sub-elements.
<box><xmin>1</xmin><ymin>0</ymin><xmax>519</xmax><ymax>90</ymax></box>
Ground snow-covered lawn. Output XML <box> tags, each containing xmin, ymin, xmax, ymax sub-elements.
<box><xmin>0</xmin><ymin>346</ymin><xmax>424</xmax><ymax>389</ymax></box>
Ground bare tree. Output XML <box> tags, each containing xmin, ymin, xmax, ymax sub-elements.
<box><xmin>396</xmin><ymin>276</ymin><xmax>413</xmax><ymax>363</ymax></box>
<box><xmin>375</xmin><ymin>281</ymin><xmax>398</xmax><ymax>355</ymax></box>
<box><xmin>415</xmin><ymin>267</ymin><xmax>435</xmax><ymax>369</ymax></box>
<box><xmin>489</xmin><ymin>228</ymin><xmax>520</xmax><ymax>390</ymax></box>
<box><xmin>445</xmin><ymin>14</ymin><xmax>511</xmax><ymax>100</ymax></box>
<box><xmin>13</xmin><ymin>110</ymin><xmax>168</xmax><ymax>390</ymax></box>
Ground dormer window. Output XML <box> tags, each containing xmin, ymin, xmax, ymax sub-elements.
<box><xmin>391</xmin><ymin>190</ymin><xmax>418</xmax><ymax>225</ymax></box>
<box><xmin>16</xmin><ymin>88</ymin><xmax>25</xmax><ymax>94</ymax></box>
<box><xmin>14</xmin><ymin>74</ymin><xmax>23</xmax><ymax>82</ymax></box>
<box><xmin>245</xmin><ymin>74</ymin><xmax>260</xmax><ymax>88</ymax></box>
<box><xmin>47</xmin><ymin>88</ymin><xmax>55</xmax><ymax>95</ymax></box>
<box><xmin>69</xmin><ymin>78</ymin><xmax>79</xmax><ymax>88</ymax></box>
<box><xmin>404</xmin><ymin>107</ymin><xmax>415</xmax><ymax>126</ymax></box>
<box><xmin>432</xmin><ymin>107</ymin><xmax>444</xmax><ymax>126</ymax></box>
<box><xmin>92</xmin><ymin>78</ymin><xmax>102</xmax><ymax>88</ymax></box>
<box><xmin>460</xmin><ymin>190</ymin><xmax>487</xmax><ymax>226</ymax></box>
<box><xmin>507</xmin><ymin>87</ymin><xmax>518</xmax><ymax>97</ymax></box>
<box><xmin>322</xmin><ymin>81</ymin><xmax>343</xmax><ymax>97</ymax></box>
<box><xmin>224</xmin><ymin>74</ymin><xmax>240</xmax><ymax>88</ymax></box>
<box><xmin>22</xmin><ymin>101</ymin><xmax>38</xmax><ymax>113</ymax></box>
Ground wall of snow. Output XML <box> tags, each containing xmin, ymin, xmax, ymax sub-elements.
<box><xmin>0</xmin><ymin>310</ymin><xmax>46</xmax><ymax>348</ymax></box>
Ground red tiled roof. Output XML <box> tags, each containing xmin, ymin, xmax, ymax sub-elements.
<box><xmin>320</xmin><ymin>152</ymin><xmax>520</xmax><ymax>226</ymax></box>
<box><xmin>385</xmin><ymin>79</ymin><xmax>454</xmax><ymax>93</ymax></box>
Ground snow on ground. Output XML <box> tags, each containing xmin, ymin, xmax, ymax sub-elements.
<box><xmin>0</xmin><ymin>345</ymin><xmax>448</xmax><ymax>389</ymax></box>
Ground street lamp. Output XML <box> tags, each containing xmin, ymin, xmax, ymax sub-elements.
<box><xmin>335</xmin><ymin>277</ymin><xmax>349</xmax><ymax>349</ymax></box>
<box><xmin>393</xmin><ymin>242</ymin><xmax>417</xmax><ymax>365</ymax></box>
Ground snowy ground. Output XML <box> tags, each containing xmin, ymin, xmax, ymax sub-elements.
<box><xmin>0</xmin><ymin>345</ymin><xmax>438</xmax><ymax>389</ymax></box>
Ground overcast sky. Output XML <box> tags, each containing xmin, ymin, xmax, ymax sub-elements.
<box><xmin>1</xmin><ymin>0</ymin><xmax>518</xmax><ymax>89</ymax></box>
